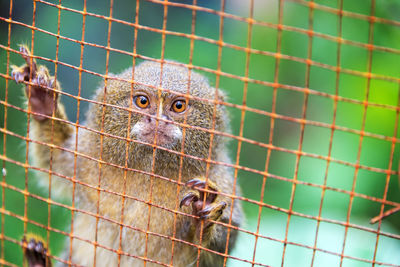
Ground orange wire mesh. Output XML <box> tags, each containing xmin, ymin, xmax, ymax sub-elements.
<box><xmin>0</xmin><ymin>0</ymin><xmax>399</xmax><ymax>267</ymax></box>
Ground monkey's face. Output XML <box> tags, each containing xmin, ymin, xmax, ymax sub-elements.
<box><xmin>130</xmin><ymin>89</ymin><xmax>189</xmax><ymax>148</ymax></box>
<box><xmin>94</xmin><ymin>62</ymin><xmax>228</xmax><ymax>170</ymax></box>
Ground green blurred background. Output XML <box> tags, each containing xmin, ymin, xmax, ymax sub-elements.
<box><xmin>0</xmin><ymin>0</ymin><xmax>399</xmax><ymax>266</ymax></box>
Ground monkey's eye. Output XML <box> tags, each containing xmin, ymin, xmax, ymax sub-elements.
<box><xmin>135</xmin><ymin>95</ymin><xmax>150</xmax><ymax>109</ymax></box>
<box><xmin>171</xmin><ymin>100</ymin><xmax>187</xmax><ymax>113</ymax></box>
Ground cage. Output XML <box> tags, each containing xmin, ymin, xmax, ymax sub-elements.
<box><xmin>0</xmin><ymin>0</ymin><xmax>399</xmax><ymax>266</ymax></box>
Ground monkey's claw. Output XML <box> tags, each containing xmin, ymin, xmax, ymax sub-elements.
<box><xmin>22</xmin><ymin>236</ymin><xmax>50</xmax><ymax>267</ymax></box>
<box><xmin>180</xmin><ymin>178</ymin><xmax>227</xmax><ymax>222</ymax></box>
<box><xmin>180</xmin><ymin>191</ymin><xmax>199</xmax><ymax>208</ymax></box>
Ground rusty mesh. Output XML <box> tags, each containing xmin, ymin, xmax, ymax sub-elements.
<box><xmin>0</xmin><ymin>0</ymin><xmax>399</xmax><ymax>266</ymax></box>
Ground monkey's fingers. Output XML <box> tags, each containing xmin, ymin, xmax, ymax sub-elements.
<box><xmin>11</xmin><ymin>45</ymin><xmax>37</xmax><ymax>83</ymax></box>
<box><xmin>11</xmin><ymin>64</ymin><xmax>29</xmax><ymax>83</ymax></box>
<box><xmin>20</xmin><ymin>45</ymin><xmax>37</xmax><ymax>74</ymax></box>
<box><xmin>182</xmin><ymin>178</ymin><xmax>226</xmax><ymax>223</ymax></box>
<box><xmin>193</xmin><ymin>201</ymin><xmax>227</xmax><ymax>242</ymax></box>
<box><xmin>186</xmin><ymin>178</ymin><xmax>218</xmax><ymax>192</ymax></box>
<box><xmin>185</xmin><ymin>178</ymin><xmax>219</xmax><ymax>204</ymax></box>
<box><xmin>198</xmin><ymin>201</ymin><xmax>227</xmax><ymax>221</ymax></box>
<box><xmin>11</xmin><ymin>47</ymin><xmax>59</xmax><ymax>121</ymax></box>
<box><xmin>180</xmin><ymin>191</ymin><xmax>199</xmax><ymax>208</ymax></box>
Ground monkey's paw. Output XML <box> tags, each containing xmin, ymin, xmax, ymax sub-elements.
<box><xmin>11</xmin><ymin>45</ymin><xmax>58</xmax><ymax>121</ymax></box>
<box><xmin>180</xmin><ymin>178</ymin><xmax>227</xmax><ymax>224</ymax></box>
<box><xmin>22</xmin><ymin>236</ymin><xmax>51</xmax><ymax>267</ymax></box>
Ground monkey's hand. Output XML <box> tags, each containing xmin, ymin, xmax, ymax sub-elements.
<box><xmin>22</xmin><ymin>236</ymin><xmax>52</xmax><ymax>267</ymax></box>
<box><xmin>180</xmin><ymin>178</ymin><xmax>227</xmax><ymax>241</ymax></box>
<box><xmin>11</xmin><ymin>45</ymin><xmax>59</xmax><ymax>121</ymax></box>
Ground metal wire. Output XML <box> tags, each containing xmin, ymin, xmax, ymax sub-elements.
<box><xmin>0</xmin><ymin>0</ymin><xmax>399</xmax><ymax>266</ymax></box>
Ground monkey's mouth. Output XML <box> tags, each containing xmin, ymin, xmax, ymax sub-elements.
<box><xmin>132</xmin><ymin>121</ymin><xmax>183</xmax><ymax>148</ymax></box>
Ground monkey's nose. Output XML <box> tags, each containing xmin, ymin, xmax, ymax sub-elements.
<box><xmin>148</xmin><ymin>115</ymin><xmax>170</xmax><ymax>126</ymax></box>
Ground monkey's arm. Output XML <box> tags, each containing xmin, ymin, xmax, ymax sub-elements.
<box><xmin>11</xmin><ymin>45</ymin><xmax>74</xmax><ymax>195</ymax></box>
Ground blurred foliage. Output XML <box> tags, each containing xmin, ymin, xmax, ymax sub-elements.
<box><xmin>0</xmin><ymin>0</ymin><xmax>399</xmax><ymax>266</ymax></box>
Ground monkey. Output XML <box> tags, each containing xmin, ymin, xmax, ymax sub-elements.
<box><xmin>11</xmin><ymin>45</ymin><xmax>243</xmax><ymax>267</ymax></box>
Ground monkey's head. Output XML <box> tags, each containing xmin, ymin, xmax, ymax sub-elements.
<box><xmin>87</xmin><ymin>61</ymin><xmax>229</xmax><ymax>173</ymax></box>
